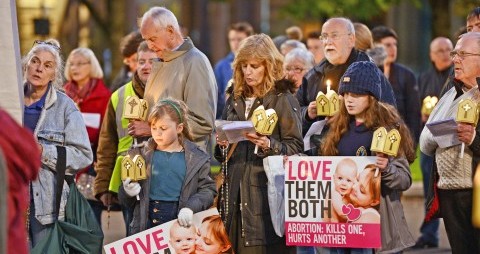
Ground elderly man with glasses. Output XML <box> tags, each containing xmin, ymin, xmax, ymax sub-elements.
<box><xmin>296</xmin><ymin>17</ymin><xmax>396</xmax><ymax>135</ymax></box>
<box><xmin>420</xmin><ymin>32</ymin><xmax>480</xmax><ymax>254</ymax></box>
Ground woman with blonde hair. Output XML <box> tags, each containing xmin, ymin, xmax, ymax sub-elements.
<box><xmin>216</xmin><ymin>33</ymin><xmax>302</xmax><ymax>253</ymax></box>
<box><xmin>64</xmin><ymin>47</ymin><xmax>111</xmax><ymax>224</ymax></box>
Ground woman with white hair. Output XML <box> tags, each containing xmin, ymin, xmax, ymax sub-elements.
<box><xmin>23</xmin><ymin>39</ymin><xmax>92</xmax><ymax>248</ymax></box>
<box><xmin>283</xmin><ymin>48</ymin><xmax>315</xmax><ymax>93</ymax></box>
<box><xmin>64</xmin><ymin>47</ymin><xmax>111</xmax><ymax>224</ymax></box>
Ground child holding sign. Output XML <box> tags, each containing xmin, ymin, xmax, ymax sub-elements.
<box><xmin>119</xmin><ymin>99</ymin><xmax>217</xmax><ymax>235</ymax></box>
<box><xmin>316</xmin><ymin>61</ymin><xmax>416</xmax><ymax>253</ymax></box>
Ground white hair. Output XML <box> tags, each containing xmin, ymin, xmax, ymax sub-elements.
<box><xmin>22</xmin><ymin>39</ymin><xmax>64</xmax><ymax>90</ymax></box>
<box><xmin>284</xmin><ymin>48</ymin><xmax>315</xmax><ymax>70</ymax></box>
<box><xmin>324</xmin><ymin>17</ymin><xmax>355</xmax><ymax>34</ymax></box>
<box><xmin>141</xmin><ymin>7</ymin><xmax>181</xmax><ymax>33</ymax></box>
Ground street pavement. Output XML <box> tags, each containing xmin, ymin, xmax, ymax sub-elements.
<box><xmin>101</xmin><ymin>182</ymin><xmax>452</xmax><ymax>253</ymax></box>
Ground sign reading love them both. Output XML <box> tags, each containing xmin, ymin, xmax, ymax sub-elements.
<box><xmin>285</xmin><ymin>156</ymin><xmax>381</xmax><ymax>248</ymax></box>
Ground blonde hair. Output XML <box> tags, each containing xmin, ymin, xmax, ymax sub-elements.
<box><xmin>232</xmin><ymin>34</ymin><xmax>284</xmax><ymax>99</ymax></box>
<box><xmin>354</xmin><ymin>23</ymin><xmax>374</xmax><ymax>52</ymax></box>
<box><xmin>64</xmin><ymin>47</ymin><xmax>104</xmax><ymax>80</ymax></box>
<box><xmin>22</xmin><ymin>39</ymin><xmax>64</xmax><ymax>90</ymax></box>
<box><xmin>148</xmin><ymin>98</ymin><xmax>193</xmax><ymax>143</ymax></box>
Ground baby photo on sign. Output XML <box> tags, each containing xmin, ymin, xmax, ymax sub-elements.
<box><xmin>104</xmin><ymin>208</ymin><xmax>232</xmax><ymax>254</ymax></box>
<box><xmin>284</xmin><ymin>156</ymin><xmax>381</xmax><ymax>248</ymax></box>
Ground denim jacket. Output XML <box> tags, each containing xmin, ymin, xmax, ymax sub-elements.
<box><xmin>31</xmin><ymin>86</ymin><xmax>93</xmax><ymax>225</ymax></box>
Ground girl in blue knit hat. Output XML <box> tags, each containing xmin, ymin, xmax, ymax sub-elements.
<box><xmin>316</xmin><ymin>61</ymin><xmax>416</xmax><ymax>253</ymax></box>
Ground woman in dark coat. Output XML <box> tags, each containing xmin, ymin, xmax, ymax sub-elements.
<box><xmin>216</xmin><ymin>33</ymin><xmax>303</xmax><ymax>254</ymax></box>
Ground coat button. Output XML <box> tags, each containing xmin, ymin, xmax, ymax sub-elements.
<box><xmin>36</xmin><ymin>192</ymin><xmax>39</xmax><ymax>196</ymax></box>
<box><xmin>153</xmin><ymin>208</ymin><xmax>159</xmax><ymax>213</ymax></box>
<box><xmin>152</xmin><ymin>219</ymin><xmax>158</xmax><ymax>224</ymax></box>
<box><xmin>244</xmin><ymin>203</ymin><xmax>247</xmax><ymax>206</ymax></box>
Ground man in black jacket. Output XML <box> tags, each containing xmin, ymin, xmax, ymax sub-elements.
<box><xmin>372</xmin><ymin>26</ymin><xmax>421</xmax><ymax>144</ymax></box>
<box><xmin>296</xmin><ymin>17</ymin><xmax>396</xmax><ymax>135</ymax></box>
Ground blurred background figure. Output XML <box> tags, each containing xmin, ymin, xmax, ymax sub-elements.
<box><xmin>467</xmin><ymin>7</ymin><xmax>480</xmax><ymax>32</ymax></box>
<box><xmin>283</xmin><ymin>47</ymin><xmax>315</xmax><ymax>93</ymax></box>
<box><xmin>414</xmin><ymin>36</ymin><xmax>453</xmax><ymax>250</ymax></box>
<box><xmin>372</xmin><ymin>25</ymin><xmax>421</xmax><ymax>145</ymax></box>
<box><xmin>64</xmin><ymin>47</ymin><xmax>111</xmax><ymax>225</ymax></box>
<box><xmin>23</xmin><ymin>39</ymin><xmax>93</xmax><ymax>248</ymax></box>
<box><xmin>353</xmin><ymin>22</ymin><xmax>374</xmax><ymax>52</ymax></box>
<box><xmin>286</xmin><ymin>25</ymin><xmax>303</xmax><ymax>41</ymax></box>
<box><xmin>280</xmin><ymin>39</ymin><xmax>307</xmax><ymax>56</ymax></box>
<box><xmin>214</xmin><ymin>21</ymin><xmax>254</xmax><ymax>119</ymax></box>
<box><xmin>109</xmin><ymin>30</ymin><xmax>144</xmax><ymax>92</ymax></box>
<box><xmin>305</xmin><ymin>31</ymin><xmax>324</xmax><ymax>64</ymax></box>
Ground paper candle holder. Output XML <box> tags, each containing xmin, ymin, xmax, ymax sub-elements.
<box><xmin>316</xmin><ymin>90</ymin><xmax>339</xmax><ymax>116</ymax></box>
<box><xmin>456</xmin><ymin>98</ymin><xmax>479</xmax><ymax>127</ymax></box>
<box><xmin>371</xmin><ymin>127</ymin><xmax>401</xmax><ymax>156</ymax></box>
<box><xmin>251</xmin><ymin>105</ymin><xmax>278</xmax><ymax>135</ymax></box>
<box><xmin>123</xmin><ymin>96</ymin><xmax>149</xmax><ymax>121</ymax></box>
<box><xmin>121</xmin><ymin>154</ymin><xmax>147</xmax><ymax>181</ymax></box>
<box><xmin>421</xmin><ymin>96</ymin><xmax>439</xmax><ymax>115</ymax></box>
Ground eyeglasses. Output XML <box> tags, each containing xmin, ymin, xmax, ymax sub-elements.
<box><xmin>32</xmin><ymin>40</ymin><xmax>61</xmax><ymax>52</ymax></box>
<box><xmin>68</xmin><ymin>62</ymin><xmax>91</xmax><ymax>67</ymax></box>
<box><xmin>449</xmin><ymin>50</ymin><xmax>480</xmax><ymax>60</ymax></box>
<box><xmin>320</xmin><ymin>33</ymin><xmax>351</xmax><ymax>42</ymax></box>
<box><xmin>284</xmin><ymin>67</ymin><xmax>306</xmax><ymax>74</ymax></box>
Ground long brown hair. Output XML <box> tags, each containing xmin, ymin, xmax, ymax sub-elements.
<box><xmin>321</xmin><ymin>96</ymin><xmax>416</xmax><ymax>163</ymax></box>
<box><xmin>232</xmin><ymin>34</ymin><xmax>284</xmax><ymax>99</ymax></box>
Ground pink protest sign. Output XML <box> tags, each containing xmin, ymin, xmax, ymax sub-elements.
<box><xmin>285</xmin><ymin>156</ymin><xmax>381</xmax><ymax>248</ymax></box>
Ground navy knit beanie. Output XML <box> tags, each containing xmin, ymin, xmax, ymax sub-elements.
<box><xmin>338</xmin><ymin>61</ymin><xmax>382</xmax><ymax>100</ymax></box>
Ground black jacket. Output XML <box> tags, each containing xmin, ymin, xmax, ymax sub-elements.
<box><xmin>215</xmin><ymin>81</ymin><xmax>303</xmax><ymax>246</ymax></box>
<box><xmin>296</xmin><ymin>48</ymin><xmax>396</xmax><ymax>135</ymax></box>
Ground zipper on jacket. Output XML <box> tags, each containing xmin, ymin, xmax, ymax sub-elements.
<box><xmin>240</xmin><ymin>183</ymin><xmax>245</xmax><ymax>238</ymax></box>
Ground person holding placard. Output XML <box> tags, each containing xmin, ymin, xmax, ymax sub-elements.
<box><xmin>118</xmin><ymin>99</ymin><xmax>216</xmax><ymax>235</ymax></box>
<box><xmin>315</xmin><ymin>61</ymin><xmax>415</xmax><ymax>253</ymax></box>
<box><xmin>215</xmin><ymin>34</ymin><xmax>302</xmax><ymax>253</ymax></box>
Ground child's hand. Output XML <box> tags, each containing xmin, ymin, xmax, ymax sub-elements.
<box><xmin>123</xmin><ymin>178</ymin><xmax>141</xmax><ymax>197</ymax></box>
<box><xmin>177</xmin><ymin>208</ymin><xmax>193</xmax><ymax>227</ymax></box>
<box><xmin>375</xmin><ymin>153</ymin><xmax>389</xmax><ymax>171</ymax></box>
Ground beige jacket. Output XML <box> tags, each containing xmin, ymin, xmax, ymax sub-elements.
<box><xmin>144</xmin><ymin>37</ymin><xmax>217</xmax><ymax>149</ymax></box>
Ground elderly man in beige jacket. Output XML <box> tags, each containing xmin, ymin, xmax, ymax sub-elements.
<box><xmin>140</xmin><ymin>6</ymin><xmax>217</xmax><ymax>150</ymax></box>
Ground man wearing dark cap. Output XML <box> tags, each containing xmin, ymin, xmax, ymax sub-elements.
<box><xmin>371</xmin><ymin>26</ymin><xmax>421</xmax><ymax>144</ymax></box>
<box><xmin>296</xmin><ymin>17</ymin><xmax>396</xmax><ymax>135</ymax></box>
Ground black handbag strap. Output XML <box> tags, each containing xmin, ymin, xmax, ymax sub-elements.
<box><xmin>55</xmin><ymin>146</ymin><xmax>66</xmax><ymax>217</ymax></box>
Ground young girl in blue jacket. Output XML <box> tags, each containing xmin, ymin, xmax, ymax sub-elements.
<box><xmin>316</xmin><ymin>61</ymin><xmax>416</xmax><ymax>253</ymax></box>
<box><xmin>119</xmin><ymin>99</ymin><xmax>217</xmax><ymax>235</ymax></box>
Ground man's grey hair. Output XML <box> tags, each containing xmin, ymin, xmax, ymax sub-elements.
<box><xmin>140</xmin><ymin>7</ymin><xmax>181</xmax><ymax>33</ymax></box>
<box><xmin>323</xmin><ymin>17</ymin><xmax>355</xmax><ymax>34</ymax></box>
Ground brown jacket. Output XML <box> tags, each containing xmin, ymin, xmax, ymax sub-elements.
<box><xmin>94</xmin><ymin>73</ymin><xmax>145</xmax><ymax>198</ymax></box>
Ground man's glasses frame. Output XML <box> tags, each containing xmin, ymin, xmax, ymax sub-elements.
<box><xmin>449</xmin><ymin>50</ymin><xmax>480</xmax><ymax>60</ymax></box>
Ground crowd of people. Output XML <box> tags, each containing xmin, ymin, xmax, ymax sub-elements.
<box><xmin>4</xmin><ymin>4</ymin><xmax>480</xmax><ymax>254</ymax></box>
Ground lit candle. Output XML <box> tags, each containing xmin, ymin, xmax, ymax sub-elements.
<box><xmin>326</xmin><ymin>79</ymin><xmax>331</xmax><ymax>93</ymax></box>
